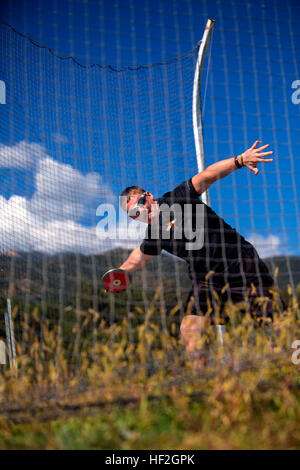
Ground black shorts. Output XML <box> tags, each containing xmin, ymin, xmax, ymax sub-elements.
<box><xmin>184</xmin><ymin>282</ymin><xmax>286</xmax><ymax>324</ymax></box>
<box><xmin>185</xmin><ymin>250</ymin><xmax>287</xmax><ymax>322</ymax></box>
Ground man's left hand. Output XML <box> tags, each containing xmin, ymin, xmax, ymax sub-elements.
<box><xmin>240</xmin><ymin>140</ymin><xmax>274</xmax><ymax>175</ymax></box>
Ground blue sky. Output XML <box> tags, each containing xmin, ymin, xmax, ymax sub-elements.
<box><xmin>0</xmin><ymin>0</ymin><xmax>299</xmax><ymax>257</ymax></box>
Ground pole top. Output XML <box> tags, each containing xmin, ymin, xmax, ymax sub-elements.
<box><xmin>206</xmin><ymin>19</ymin><xmax>216</xmax><ymax>29</ymax></box>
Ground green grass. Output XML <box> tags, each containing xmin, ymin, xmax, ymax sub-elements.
<box><xmin>1</xmin><ymin>375</ymin><xmax>300</xmax><ymax>450</ymax></box>
<box><xmin>0</xmin><ymin>286</ymin><xmax>300</xmax><ymax>449</ymax></box>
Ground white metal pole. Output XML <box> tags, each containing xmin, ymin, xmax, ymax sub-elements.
<box><xmin>4</xmin><ymin>311</ymin><xmax>12</xmax><ymax>368</ymax></box>
<box><xmin>0</xmin><ymin>340</ymin><xmax>6</xmax><ymax>365</ymax></box>
<box><xmin>192</xmin><ymin>18</ymin><xmax>215</xmax><ymax>207</ymax></box>
<box><xmin>193</xmin><ymin>20</ymin><xmax>226</xmax><ymax>348</ymax></box>
<box><xmin>216</xmin><ymin>324</ymin><xmax>226</xmax><ymax>346</ymax></box>
<box><xmin>7</xmin><ymin>298</ymin><xmax>16</xmax><ymax>367</ymax></box>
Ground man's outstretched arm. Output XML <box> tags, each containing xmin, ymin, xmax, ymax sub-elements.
<box><xmin>191</xmin><ymin>140</ymin><xmax>273</xmax><ymax>195</ymax></box>
<box><xmin>119</xmin><ymin>246</ymin><xmax>153</xmax><ymax>272</ymax></box>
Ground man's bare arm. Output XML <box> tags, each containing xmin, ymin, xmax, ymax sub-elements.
<box><xmin>119</xmin><ymin>246</ymin><xmax>152</xmax><ymax>272</ymax></box>
<box><xmin>191</xmin><ymin>141</ymin><xmax>273</xmax><ymax>195</ymax></box>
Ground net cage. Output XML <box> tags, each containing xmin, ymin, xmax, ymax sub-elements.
<box><xmin>0</xmin><ymin>19</ymin><xmax>201</xmax><ymax>364</ymax></box>
<box><xmin>0</xmin><ymin>0</ymin><xmax>299</xmax><ymax>377</ymax></box>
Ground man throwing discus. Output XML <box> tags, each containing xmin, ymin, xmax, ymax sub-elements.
<box><xmin>117</xmin><ymin>141</ymin><xmax>286</xmax><ymax>363</ymax></box>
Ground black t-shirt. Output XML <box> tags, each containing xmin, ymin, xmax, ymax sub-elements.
<box><xmin>140</xmin><ymin>179</ymin><xmax>269</xmax><ymax>286</ymax></box>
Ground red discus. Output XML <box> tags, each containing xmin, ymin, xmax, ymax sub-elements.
<box><xmin>102</xmin><ymin>268</ymin><xmax>130</xmax><ymax>293</ymax></box>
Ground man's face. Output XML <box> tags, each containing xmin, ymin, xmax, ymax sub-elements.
<box><xmin>126</xmin><ymin>191</ymin><xmax>154</xmax><ymax>223</ymax></box>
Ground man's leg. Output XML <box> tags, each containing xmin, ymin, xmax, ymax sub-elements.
<box><xmin>180</xmin><ymin>315</ymin><xmax>211</xmax><ymax>370</ymax></box>
<box><xmin>181</xmin><ymin>281</ymin><xmax>223</xmax><ymax>369</ymax></box>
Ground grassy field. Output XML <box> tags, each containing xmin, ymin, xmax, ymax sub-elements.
<box><xmin>0</xmin><ymin>287</ymin><xmax>300</xmax><ymax>450</ymax></box>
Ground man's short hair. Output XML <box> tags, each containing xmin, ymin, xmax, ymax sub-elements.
<box><xmin>120</xmin><ymin>185</ymin><xmax>146</xmax><ymax>210</ymax></box>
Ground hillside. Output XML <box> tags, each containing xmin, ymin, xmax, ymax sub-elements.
<box><xmin>0</xmin><ymin>249</ymin><xmax>299</xmax><ymax>310</ymax></box>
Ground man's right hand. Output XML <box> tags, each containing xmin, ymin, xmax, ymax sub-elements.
<box><xmin>119</xmin><ymin>246</ymin><xmax>152</xmax><ymax>272</ymax></box>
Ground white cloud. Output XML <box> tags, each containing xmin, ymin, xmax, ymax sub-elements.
<box><xmin>0</xmin><ymin>140</ymin><xmax>45</xmax><ymax>169</ymax></box>
<box><xmin>0</xmin><ymin>141</ymin><xmax>123</xmax><ymax>254</ymax></box>
<box><xmin>52</xmin><ymin>132</ymin><xmax>69</xmax><ymax>144</ymax></box>
<box><xmin>30</xmin><ymin>220</ymin><xmax>102</xmax><ymax>254</ymax></box>
<box><xmin>0</xmin><ymin>195</ymin><xmax>95</xmax><ymax>253</ymax></box>
<box><xmin>246</xmin><ymin>233</ymin><xmax>282</xmax><ymax>258</ymax></box>
<box><xmin>30</xmin><ymin>157</ymin><xmax>115</xmax><ymax>221</ymax></box>
<box><xmin>0</xmin><ymin>195</ymin><xmax>143</xmax><ymax>254</ymax></box>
